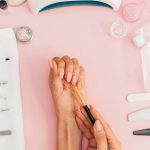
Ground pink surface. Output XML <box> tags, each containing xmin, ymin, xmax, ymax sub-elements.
<box><xmin>1</xmin><ymin>0</ymin><xmax>150</xmax><ymax>150</ymax></box>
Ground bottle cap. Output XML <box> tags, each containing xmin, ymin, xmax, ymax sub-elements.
<box><xmin>133</xmin><ymin>34</ymin><xmax>146</xmax><ymax>47</ymax></box>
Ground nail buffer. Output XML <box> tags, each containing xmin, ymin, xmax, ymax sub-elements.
<box><xmin>127</xmin><ymin>92</ymin><xmax>150</xmax><ymax>102</ymax></box>
<box><xmin>128</xmin><ymin>108</ymin><xmax>150</xmax><ymax>122</ymax></box>
<box><xmin>133</xmin><ymin>128</ymin><xmax>150</xmax><ymax>136</ymax></box>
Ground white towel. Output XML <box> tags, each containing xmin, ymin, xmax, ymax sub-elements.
<box><xmin>0</xmin><ymin>28</ymin><xmax>25</xmax><ymax>150</ymax></box>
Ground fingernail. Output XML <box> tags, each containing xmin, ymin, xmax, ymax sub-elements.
<box><xmin>67</xmin><ymin>72</ymin><xmax>72</xmax><ymax>82</ymax></box>
<box><xmin>72</xmin><ymin>76</ymin><xmax>77</xmax><ymax>84</ymax></box>
<box><xmin>49</xmin><ymin>59</ymin><xmax>53</xmax><ymax>68</ymax></box>
<box><xmin>59</xmin><ymin>69</ymin><xmax>64</xmax><ymax>79</ymax></box>
<box><xmin>95</xmin><ymin>120</ymin><xmax>102</xmax><ymax>131</ymax></box>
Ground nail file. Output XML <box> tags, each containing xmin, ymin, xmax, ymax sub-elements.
<box><xmin>127</xmin><ymin>92</ymin><xmax>150</xmax><ymax>102</ymax></box>
<box><xmin>28</xmin><ymin>0</ymin><xmax>122</xmax><ymax>15</ymax></box>
<box><xmin>133</xmin><ymin>128</ymin><xmax>150</xmax><ymax>136</ymax></box>
<box><xmin>0</xmin><ymin>28</ymin><xmax>25</xmax><ymax>150</ymax></box>
<box><xmin>128</xmin><ymin>108</ymin><xmax>150</xmax><ymax>121</ymax></box>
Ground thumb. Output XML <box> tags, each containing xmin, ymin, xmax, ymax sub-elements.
<box><xmin>93</xmin><ymin>120</ymin><xmax>108</xmax><ymax>150</ymax></box>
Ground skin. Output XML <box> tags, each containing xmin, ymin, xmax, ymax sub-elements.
<box><xmin>75</xmin><ymin>105</ymin><xmax>121</xmax><ymax>150</ymax></box>
<box><xmin>49</xmin><ymin>56</ymin><xmax>85</xmax><ymax>150</ymax></box>
<box><xmin>49</xmin><ymin>56</ymin><xmax>121</xmax><ymax>150</ymax></box>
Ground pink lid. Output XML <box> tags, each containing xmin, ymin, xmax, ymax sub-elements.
<box><xmin>122</xmin><ymin>3</ymin><xmax>143</xmax><ymax>23</ymax></box>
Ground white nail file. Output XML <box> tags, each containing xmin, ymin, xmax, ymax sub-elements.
<box><xmin>128</xmin><ymin>108</ymin><xmax>150</xmax><ymax>121</ymax></box>
<box><xmin>0</xmin><ymin>28</ymin><xmax>25</xmax><ymax>150</ymax></box>
<box><xmin>127</xmin><ymin>92</ymin><xmax>150</xmax><ymax>102</ymax></box>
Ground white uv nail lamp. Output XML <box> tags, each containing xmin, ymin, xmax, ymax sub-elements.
<box><xmin>28</xmin><ymin>0</ymin><xmax>122</xmax><ymax>15</ymax></box>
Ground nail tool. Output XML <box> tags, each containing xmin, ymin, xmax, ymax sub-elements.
<box><xmin>127</xmin><ymin>92</ymin><xmax>150</xmax><ymax>102</ymax></box>
<box><xmin>74</xmin><ymin>86</ymin><xmax>95</xmax><ymax>124</ymax></box>
<box><xmin>0</xmin><ymin>58</ymin><xmax>10</xmax><ymax>63</ymax></box>
<box><xmin>0</xmin><ymin>130</ymin><xmax>12</xmax><ymax>136</ymax></box>
<box><xmin>128</xmin><ymin>108</ymin><xmax>150</xmax><ymax>122</ymax></box>
<box><xmin>133</xmin><ymin>128</ymin><xmax>150</xmax><ymax>136</ymax></box>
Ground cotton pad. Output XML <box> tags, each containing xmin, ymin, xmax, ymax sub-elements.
<box><xmin>28</xmin><ymin>0</ymin><xmax>122</xmax><ymax>15</ymax></box>
<box><xmin>7</xmin><ymin>0</ymin><xmax>26</xmax><ymax>6</ymax></box>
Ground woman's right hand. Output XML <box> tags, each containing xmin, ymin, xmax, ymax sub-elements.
<box><xmin>75</xmin><ymin>105</ymin><xmax>121</xmax><ymax>150</ymax></box>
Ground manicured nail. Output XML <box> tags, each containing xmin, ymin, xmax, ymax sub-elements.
<box><xmin>67</xmin><ymin>72</ymin><xmax>72</xmax><ymax>82</ymax></box>
<box><xmin>95</xmin><ymin>120</ymin><xmax>102</xmax><ymax>131</ymax></box>
<box><xmin>49</xmin><ymin>59</ymin><xmax>53</xmax><ymax>68</ymax></box>
<box><xmin>59</xmin><ymin>69</ymin><xmax>64</xmax><ymax>79</ymax></box>
<box><xmin>72</xmin><ymin>75</ymin><xmax>77</xmax><ymax>84</ymax></box>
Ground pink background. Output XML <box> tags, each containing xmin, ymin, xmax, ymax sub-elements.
<box><xmin>2</xmin><ymin>0</ymin><xmax>150</xmax><ymax>149</ymax></box>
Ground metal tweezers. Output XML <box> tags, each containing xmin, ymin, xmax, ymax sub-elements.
<box><xmin>133</xmin><ymin>128</ymin><xmax>150</xmax><ymax>136</ymax></box>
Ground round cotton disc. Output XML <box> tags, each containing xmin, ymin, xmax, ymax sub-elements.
<box><xmin>7</xmin><ymin>0</ymin><xmax>26</xmax><ymax>6</ymax></box>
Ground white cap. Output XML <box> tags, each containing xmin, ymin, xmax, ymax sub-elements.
<box><xmin>27</xmin><ymin>0</ymin><xmax>122</xmax><ymax>15</ymax></box>
<box><xmin>133</xmin><ymin>34</ymin><xmax>146</xmax><ymax>48</ymax></box>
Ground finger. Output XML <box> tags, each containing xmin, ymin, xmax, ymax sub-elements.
<box><xmin>71</xmin><ymin>58</ymin><xmax>80</xmax><ymax>85</ymax></box>
<box><xmin>87</xmin><ymin>148</ymin><xmax>96</xmax><ymax>150</ymax></box>
<box><xmin>90</xmin><ymin>105</ymin><xmax>121</xmax><ymax>149</ymax></box>
<box><xmin>48</xmin><ymin>58</ymin><xmax>63</xmax><ymax>95</ymax></box>
<box><xmin>75</xmin><ymin>116</ymin><xmax>93</xmax><ymax>139</ymax></box>
<box><xmin>49</xmin><ymin>59</ymin><xmax>58</xmax><ymax>78</ymax></box>
<box><xmin>89</xmin><ymin>138</ymin><xmax>97</xmax><ymax>148</ymax></box>
<box><xmin>62</xmin><ymin>56</ymin><xmax>73</xmax><ymax>83</ymax></box>
<box><xmin>76</xmin><ymin>109</ymin><xmax>92</xmax><ymax>129</ymax></box>
<box><xmin>77</xmin><ymin>66</ymin><xmax>85</xmax><ymax>89</ymax></box>
<box><xmin>93</xmin><ymin>120</ymin><xmax>107</xmax><ymax>150</ymax></box>
<box><xmin>57</xmin><ymin>59</ymin><xmax>65</xmax><ymax>79</ymax></box>
<box><xmin>53</xmin><ymin>57</ymin><xmax>61</xmax><ymax>75</ymax></box>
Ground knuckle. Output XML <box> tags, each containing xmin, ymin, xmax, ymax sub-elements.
<box><xmin>71</xmin><ymin>58</ymin><xmax>79</xmax><ymax>63</ymax></box>
<box><xmin>62</xmin><ymin>55</ymin><xmax>70</xmax><ymax>60</ymax></box>
<box><xmin>53</xmin><ymin>57</ymin><xmax>60</xmax><ymax>61</ymax></box>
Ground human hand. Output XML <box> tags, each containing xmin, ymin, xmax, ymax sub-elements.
<box><xmin>75</xmin><ymin>105</ymin><xmax>121</xmax><ymax>150</ymax></box>
<box><xmin>49</xmin><ymin>56</ymin><xmax>86</xmax><ymax>118</ymax></box>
